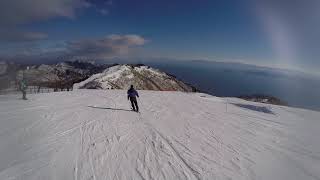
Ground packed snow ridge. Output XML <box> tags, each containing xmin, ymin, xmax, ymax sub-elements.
<box><xmin>0</xmin><ymin>90</ymin><xmax>319</xmax><ymax>180</ymax></box>
<box><xmin>74</xmin><ymin>64</ymin><xmax>195</xmax><ymax>92</ymax></box>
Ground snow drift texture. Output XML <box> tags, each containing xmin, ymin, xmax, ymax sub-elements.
<box><xmin>73</xmin><ymin>65</ymin><xmax>195</xmax><ymax>92</ymax></box>
<box><xmin>0</xmin><ymin>90</ymin><xmax>319</xmax><ymax>180</ymax></box>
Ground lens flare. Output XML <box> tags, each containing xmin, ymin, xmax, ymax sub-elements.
<box><xmin>254</xmin><ymin>3</ymin><xmax>297</xmax><ymax>69</ymax></box>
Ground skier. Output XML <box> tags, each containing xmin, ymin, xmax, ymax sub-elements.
<box><xmin>127</xmin><ymin>85</ymin><xmax>139</xmax><ymax>112</ymax></box>
<box><xmin>20</xmin><ymin>78</ymin><xmax>28</xmax><ymax>100</ymax></box>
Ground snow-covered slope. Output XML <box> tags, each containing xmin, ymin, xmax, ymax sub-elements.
<box><xmin>0</xmin><ymin>90</ymin><xmax>319</xmax><ymax>180</ymax></box>
<box><xmin>73</xmin><ymin>65</ymin><xmax>195</xmax><ymax>92</ymax></box>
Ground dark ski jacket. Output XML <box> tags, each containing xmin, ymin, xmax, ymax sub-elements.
<box><xmin>127</xmin><ymin>88</ymin><xmax>139</xmax><ymax>99</ymax></box>
<box><xmin>20</xmin><ymin>80</ymin><xmax>28</xmax><ymax>91</ymax></box>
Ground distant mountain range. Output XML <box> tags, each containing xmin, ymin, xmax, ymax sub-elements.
<box><xmin>1</xmin><ymin>60</ymin><xmax>296</xmax><ymax>106</ymax></box>
<box><xmin>0</xmin><ymin>61</ymin><xmax>196</xmax><ymax>92</ymax></box>
<box><xmin>0</xmin><ymin>61</ymin><xmax>111</xmax><ymax>90</ymax></box>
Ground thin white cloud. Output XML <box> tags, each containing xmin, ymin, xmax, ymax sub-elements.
<box><xmin>66</xmin><ymin>34</ymin><xmax>147</xmax><ymax>59</ymax></box>
<box><xmin>0</xmin><ymin>0</ymin><xmax>90</xmax><ymax>26</ymax></box>
<box><xmin>0</xmin><ymin>0</ymin><xmax>91</xmax><ymax>42</ymax></box>
<box><xmin>98</xmin><ymin>9</ymin><xmax>109</xmax><ymax>15</ymax></box>
<box><xmin>0</xmin><ymin>30</ymin><xmax>48</xmax><ymax>42</ymax></box>
<box><xmin>105</xmin><ymin>0</ymin><xmax>113</xmax><ymax>6</ymax></box>
<box><xmin>0</xmin><ymin>34</ymin><xmax>148</xmax><ymax>62</ymax></box>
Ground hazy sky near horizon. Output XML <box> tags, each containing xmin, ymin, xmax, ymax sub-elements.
<box><xmin>0</xmin><ymin>0</ymin><xmax>319</xmax><ymax>73</ymax></box>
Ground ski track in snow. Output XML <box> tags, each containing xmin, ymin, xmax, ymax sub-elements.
<box><xmin>0</xmin><ymin>90</ymin><xmax>320</xmax><ymax>180</ymax></box>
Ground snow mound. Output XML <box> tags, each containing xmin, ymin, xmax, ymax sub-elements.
<box><xmin>0</xmin><ymin>90</ymin><xmax>319</xmax><ymax>180</ymax></box>
<box><xmin>73</xmin><ymin>65</ymin><xmax>195</xmax><ymax>92</ymax></box>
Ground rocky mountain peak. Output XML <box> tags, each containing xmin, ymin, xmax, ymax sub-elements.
<box><xmin>74</xmin><ymin>64</ymin><xmax>196</xmax><ymax>92</ymax></box>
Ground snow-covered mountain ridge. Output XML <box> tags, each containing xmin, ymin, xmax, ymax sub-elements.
<box><xmin>1</xmin><ymin>61</ymin><xmax>195</xmax><ymax>93</ymax></box>
<box><xmin>0</xmin><ymin>61</ymin><xmax>111</xmax><ymax>90</ymax></box>
<box><xmin>0</xmin><ymin>90</ymin><xmax>319</xmax><ymax>180</ymax></box>
<box><xmin>74</xmin><ymin>64</ymin><xmax>196</xmax><ymax>92</ymax></box>
<box><xmin>21</xmin><ymin>61</ymin><xmax>109</xmax><ymax>87</ymax></box>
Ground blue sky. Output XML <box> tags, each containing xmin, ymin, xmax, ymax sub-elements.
<box><xmin>0</xmin><ymin>0</ymin><xmax>319</xmax><ymax>74</ymax></box>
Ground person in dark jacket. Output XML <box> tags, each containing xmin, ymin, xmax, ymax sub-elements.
<box><xmin>127</xmin><ymin>85</ymin><xmax>139</xmax><ymax>112</ymax></box>
<box><xmin>20</xmin><ymin>79</ymin><xmax>28</xmax><ymax>100</ymax></box>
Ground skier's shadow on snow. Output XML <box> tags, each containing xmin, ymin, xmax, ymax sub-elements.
<box><xmin>88</xmin><ymin>106</ymin><xmax>133</xmax><ymax>112</ymax></box>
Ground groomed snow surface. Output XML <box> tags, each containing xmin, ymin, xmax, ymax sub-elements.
<box><xmin>0</xmin><ymin>90</ymin><xmax>319</xmax><ymax>180</ymax></box>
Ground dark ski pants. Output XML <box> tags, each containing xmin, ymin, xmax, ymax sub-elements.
<box><xmin>22</xmin><ymin>90</ymin><xmax>27</xmax><ymax>100</ymax></box>
<box><xmin>129</xmin><ymin>97</ymin><xmax>139</xmax><ymax>111</ymax></box>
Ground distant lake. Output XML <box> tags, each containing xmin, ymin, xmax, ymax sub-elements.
<box><xmin>145</xmin><ymin>60</ymin><xmax>320</xmax><ymax>111</ymax></box>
